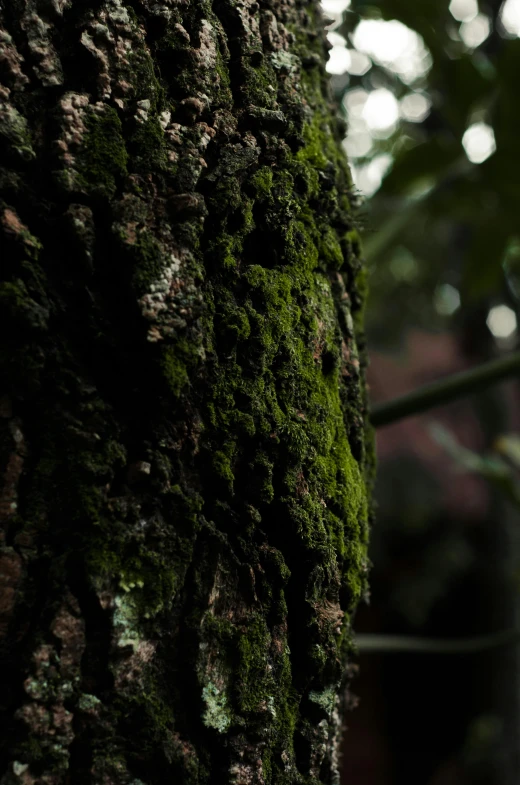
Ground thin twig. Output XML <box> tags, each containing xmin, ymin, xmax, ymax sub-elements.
<box><xmin>370</xmin><ymin>352</ymin><xmax>520</xmax><ymax>428</ymax></box>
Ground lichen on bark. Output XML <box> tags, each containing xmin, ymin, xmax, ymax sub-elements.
<box><xmin>0</xmin><ymin>1</ymin><xmax>373</xmax><ymax>784</ymax></box>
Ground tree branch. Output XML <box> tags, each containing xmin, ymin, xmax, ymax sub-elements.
<box><xmin>355</xmin><ymin>628</ymin><xmax>520</xmax><ymax>655</ymax></box>
<box><xmin>370</xmin><ymin>352</ymin><xmax>520</xmax><ymax>428</ymax></box>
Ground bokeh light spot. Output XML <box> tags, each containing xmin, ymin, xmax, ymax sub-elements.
<box><xmin>462</xmin><ymin>122</ymin><xmax>496</xmax><ymax>163</ymax></box>
<box><xmin>343</xmin><ymin>133</ymin><xmax>373</xmax><ymax>159</ymax></box>
<box><xmin>390</xmin><ymin>249</ymin><xmax>419</xmax><ymax>282</ymax></box>
<box><xmin>362</xmin><ymin>88</ymin><xmax>399</xmax><ymax>133</ymax></box>
<box><xmin>500</xmin><ymin>0</ymin><xmax>520</xmax><ymax>36</ymax></box>
<box><xmin>326</xmin><ymin>45</ymin><xmax>351</xmax><ymax>74</ymax></box>
<box><xmin>351</xmin><ymin>154</ymin><xmax>392</xmax><ymax>196</ymax></box>
<box><xmin>352</xmin><ymin>19</ymin><xmax>431</xmax><ymax>83</ymax></box>
<box><xmin>321</xmin><ymin>0</ymin><xmax>351</xmax><ymax>13</ymax></box>
<box><xmin>449</xmin><ymin>0</ymin><xmax>478</xmax><ymax>22</ymax></box>
<box><xmin>459</xmin><ymin>13</ymin><xmax>491</xmax><ymax>47</ymax></box>
<box><xmin>487</xmin><ymin>305</ymin><xmax>518</xmax><ymax>338</ymax></box>
<box><xmin>434</xmin><ymin>284</ymin><xmax>461</xmax><ymax>316</ymax></box>
<box><xmin>348</xmin><ymin>49</ymin><xmax>372</xmax><ymax>75</ymax></box>
<box><xmin>400</xmin><ymin>93</ymin><xmax>431</xmax><ymax>122</ymax></box>
<box><xmin>321</xmin><ymin>0</ymin><xmax>351</xmax><ymax>29</ymax></box>
<box><xmin>343</xmin><ymin>88</ymin><xmax>369</xmax><ymax>117</ymax></box>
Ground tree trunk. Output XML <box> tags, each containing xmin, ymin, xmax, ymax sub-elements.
<box><xmin>0</xmin><ymin>1</ymin><xmax>372</xmax><ymax>784</ymax></box>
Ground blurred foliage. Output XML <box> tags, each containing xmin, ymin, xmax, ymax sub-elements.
<box><xmin>331</xmin><ymin>6</ymin><xmax>520</xmax><ymax>782</ymax></box>
<box><xmin>331</xmin><ymin>0</ymin><xmax>520</xmax><ymax>349</ymax></box>
<box><xmin>330</xmin><ymin>8</ymin><xmax>520</xmax><ymax>781</ymax></box>
<box><xmin>431</xmin><ymin>423</ymin><xmax>520</xmax><ymax>506</ymax></box>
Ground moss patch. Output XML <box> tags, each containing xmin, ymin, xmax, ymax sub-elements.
<box><xmin>76</xmin><ymin>108</ymin><xmax>128</xmax><ymax>198</ymax></box>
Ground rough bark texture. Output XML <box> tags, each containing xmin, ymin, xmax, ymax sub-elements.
<box><xmin>0</xmin><ymin>1</ymin><xmax>372</xmax><ymax>784</ymax></box>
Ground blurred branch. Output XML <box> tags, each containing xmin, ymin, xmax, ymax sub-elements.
<box><xmin>370</xmin><ymin>352</ymin><xmax>520</xmax><ymax>428</ymax></box>
<box><xmin>429</xmin><ymin>422</ymin><xmax>520</xmax><ymax>506</ymax></box>
<box><xmin>355</xmin><ymin>628</ymin><xmax>520</xmax><ymax>655</ymax></box>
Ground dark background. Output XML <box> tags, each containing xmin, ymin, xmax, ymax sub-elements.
<box><xmin>325</xmin><ymin>2</ymin><xmax>520</xmax><ymax>782</ymax></box>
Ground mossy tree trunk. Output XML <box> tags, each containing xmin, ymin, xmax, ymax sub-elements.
<box><xmin>0</xmin><ymin>1</ymin><xmax>372</xmax><ymax>784</ymax></box>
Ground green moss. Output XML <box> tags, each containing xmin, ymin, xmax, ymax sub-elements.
<box><xmin>159</xmin><ymin>345</ymin><xmax>189</xmax><ymax>398</ymax></box>
<box><xmin>0</xmin><ymin>279</ymin><xmax>48</xmax><ymax>331</ymax></box>
<box><xmin>212</xmin><ymin>450</ymin><xmax>235</xmax><ymax>491</ymax></box>
<box><xmin>352</xmin><ymin>264</ymin><xmax>369</xmax><ymax>337</ymax></box>
<box><xmin>198</xmin><ymin>40</ymin><xmax>371</xmax><ymax>701</ymax></box>
<box><xmin>240</xmin><ymin>61</ymin><xmax>278</xmax><ymax>108</ymax></box>
<box><xmin>129</xmin><ymin>117</ymin><xmax>169</xmax><ymax>173</ymax></box>
<box><xmin>236</xmin><ymin>615</ymin><xmax>272</xmax><ymax>713</ymax></box>
<box><xmin>219</xmin><ymin>303</ymin><xmax>251</xmax><ymax>341</ymax></box>
<box><xmin>76</xmin><ymin>108</ymin><xmax>128</xmax><ymax>198</ymax></box>
<box><xmin>250</xmin><ymin>167</ymin><xmax>274</xmax><ymax>198</ymax></box>
<box><xmin>0</xmin><ymin>103</ymin><xmax>35</xmax><ymax>161</ymax></box>
<box><xmin>87</xmin><ymin>537</ymin><xmax>180</xmax><ymax>622</ymax></box>
<box><xmin>208</xmin><ymin>234</ymin><xmax>237</xmax><ymax>270</ymax></box>
<box><xmin>295</xmin><ymin>108</ymin><xmax>338</xmax><ymax>171</ymax></box>
<box><xmin>231</xmin><ymin>411</ymin><xmax>255</xmax><ymax>437</ymax></box>
<box><xmin>214</xmin><ymin>49</ymin><xmax>233</xmax><ymax>106</ymax></box>
<box><xmin>319</xmin><ymin>226</ymin><xmax>344</xmax><ymax>270</ymax></box>
<box><xmin>345</xmin><ymin>228</ymin><xmax>362</xmax><ymax>254</ymax></box>
<box><xmin>125</xmin><ymin>23</ymin><xmax>166</xmax><ymax>112</ymax></box>
<box><xmin>207</xmin><ymin>195</ymin><xmax>255</xmax><ymax>269</ymax></box>
<box><xmin>129</xmin><ymin>231</ymin><xmax>166</xmax><ymax>295</ymax></box>
<box><xmin>206</xmin><ymin>214</ymin><xmax>369</xmax><ymax>622</ymax></box>
<box><xmin>126</xmin><ymin>680</ymin><xmax>175</xmax><ymax>755</ymax></box>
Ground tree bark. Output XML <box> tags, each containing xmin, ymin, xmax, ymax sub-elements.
<box><xmin>0</xmin><ymin>1</ymin><xmax>372</xmax><ymax>784</ymax></box>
